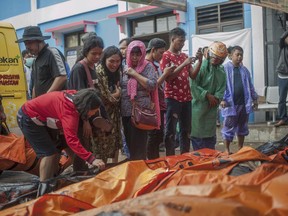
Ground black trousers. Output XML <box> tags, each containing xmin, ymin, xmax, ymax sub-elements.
<box><xmin>147</xmin><ymin>110</ymin><xmax>165</xmax><ymax>159</ymax></box>
<box><xmin>122</xmin><ymin>116</ymin><xmax>148</xmax><ymax>160</ymax></box>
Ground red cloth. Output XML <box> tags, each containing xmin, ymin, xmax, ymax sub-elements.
<box><xmin>22</xmin><ymin>90</ymin><xmax>95</xmax><ymax>163</ymax></box>
<box><xmin>160</xmin><ymin>50</ymin><xmax>192</xmax><ymax>102</ymax></box>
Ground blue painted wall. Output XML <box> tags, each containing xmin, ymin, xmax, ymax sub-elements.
<box><xmin>37</xmin><ymin>0</ymin><xmax>69</xmax><ymax>8</ymax></box>
<box><xmin>16</xmin><ymin>28</ymin><xmax>27</xmax><ymax>52</ymax></box>
<box><xmin>16</xmin><ymin>5</ymin><xmax>119</xmax><ymax>53</ymax></box>
<box><xmin>243</xmin><ymin>3</ymin><xmax>252</xmax><ymax>28</ymax></box>
<box><xmin>0</xmin><ymin>0</ymin><xmax>31</xmax><ymax>20</ymax></box>
<box><xmin>185</xmin><ymin>0</ymin><xmax>227</xmax><ymax>55</ymax></box>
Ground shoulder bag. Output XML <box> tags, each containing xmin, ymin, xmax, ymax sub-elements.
<box><xmin>131</xmin><ymin>100</ymin><xmax>158</xmax><ymax>130</ymax></box>
<box><xmin>79</xmin><ymin>60</ymin><xmax>95</xmax><ymax>88</ymax></box>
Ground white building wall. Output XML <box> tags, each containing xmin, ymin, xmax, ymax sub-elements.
<box><xmin>251</xmin><ymin>5</ymin><xmax>265</xmax><ymax>95</ymax></box>
<box><xmin>118</xmin><ymin>1</ymin><xmax>128</xmax><ymax>40</ymax></box>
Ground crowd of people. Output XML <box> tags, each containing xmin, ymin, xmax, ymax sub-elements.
<box><xmin>14</xmin><ymin>25</ymin><xmax>263</xmax><ymax>188</ymax></box>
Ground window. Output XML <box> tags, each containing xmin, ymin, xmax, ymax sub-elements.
<box><xmin>156</xmin><ymin>16</ymin><xmax>177</xmax><ymax>32</ymax></box>
<box><xmin>65</xmin><ymin>32</ymin><xmax>85</xmax><ymax>48</ymax></box>
<box><xmin>64</xmin><ymin>31</ymin><xmax>85</xmax><ymax>69</ymax></box>
<box><xmin>65</xmin><ymin>34</ymin><xmax>78</xmax><ymax>48</ymax></box>
<box><xmin>196</xmin><ymin>2</ymin><xmax>243</xmax><ymax>34</ymax></box>
<box><xmin>134</xmin><ymin>20</ymin><xmax>154</xmax><ymax>35</ymax></box>
<box><xmin>131</xmin><ymin>13</ymin><xmax>176</xmax><ymax>37</ymax></box>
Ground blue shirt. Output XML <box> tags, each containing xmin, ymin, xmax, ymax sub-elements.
<box><xmin>222</xmin><ymin>61</ymin><xmax>258</xmax><ymax>117</ymax></box>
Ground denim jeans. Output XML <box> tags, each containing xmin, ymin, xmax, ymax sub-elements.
<box><xmin>278</xmin><ymin>77</ymin><xmax>288</xmax><ymax>121</ymax></box>
<box><xmin>164</xmin><ymin>98</ymin><xmax>191</xmax><ymax>156</ymax></box>
<box><xmin>191</xmin><ymin>135</ymin><xmax>216</xmax><ymax>151</ymax></box>
<box><xmin>17</xmin><ymin>107</ymin><xmax>60</xmax><ymax>157</ymax></box>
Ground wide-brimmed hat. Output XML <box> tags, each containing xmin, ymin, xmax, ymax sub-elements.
<box><xmin>146</xmin><ymin>38</ymin><xmax>166</xmax><ymax>52</ymax></box>
<box><xmin>16</xmin><ymin>26</ymin><xmax>51</xmax><ymax>43</ymax></box>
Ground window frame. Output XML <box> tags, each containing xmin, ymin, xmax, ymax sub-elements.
<box><xmin>130</xmin><ymin>12</ymin><xmax>176</xmax><ymax>37</ymax></box>
<box><xmin>64</xmin><ymin>31</ymin><xmax>85</xmax><ymax>69</ymax></box>
<box><xmin>196</xmin><ymin>2</ymin><xmax>244</xmax><ymax>34</ymax></box>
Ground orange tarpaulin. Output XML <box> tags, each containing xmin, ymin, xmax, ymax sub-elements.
<box><xmin>75</xmin><ymin>172</ymin><xmax>288</xmax><ymax>216</ymax></box>
<box><xmin>0</xmin><ymin>133</ymin><xmax>71</xmax><ymax>175</ymax></box>
<box><xmin>0</xmin><ymin>133</ymin><xmax>26</xmax><ymax>164</ymax></box>
<box><xmin>1</xmin><ymin>146</ymin><xmax>288</xmax><ymax>216</ymax></box>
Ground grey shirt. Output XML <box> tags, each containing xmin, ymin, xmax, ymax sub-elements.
<box><xmin>32</xmin><ymin>44</ymin><xmax>67</xmax><ymax>97</ymax></box>
<box><xmin>120</xmin><ymin>63</ymin><xmax>157</xmax><ymax>117</ymax></box>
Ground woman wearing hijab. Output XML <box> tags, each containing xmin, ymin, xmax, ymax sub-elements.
<box><xmin>92</xmin><ymin>46</ymin><xmax>123</xmax><ymax>163</ymax></box>
<box><xmin>120</xmin><ymin>40</ymin><xmax>159</xmax><ymax>160</ymax></box>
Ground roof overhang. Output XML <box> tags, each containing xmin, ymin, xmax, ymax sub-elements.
<box><xmin>45</xmin><ymin>20</ymin><xmax>97</xmax><ymax>34</ymax></box>
<box><xmin>232</xmin><ymin>0</ymin><xmax>288</xmax><ymax>13</ymax></box>
<box><xmin>45</xmin><ymin>20</ymin><xmax>97</xmax><ymax>46</ymax></box>
<box><xmin>108</xmin><ymin>5</ymin><xmax>167</xmax><ymax>19</ymax></box>
<box><xmin>118</xmin><ymin>0</ymin><xmax>187</xmax><ymax>12</ymax></box>
<box><xmin>109</xmin><ymin>5</ymin><xmax>184</xmax><ymax>34</ymax></box>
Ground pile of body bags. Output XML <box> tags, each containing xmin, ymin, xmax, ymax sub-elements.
<box><xmin>0</xmin><ymin>132</ymin><xmax>288</xmax><ymax>216</ymax></box>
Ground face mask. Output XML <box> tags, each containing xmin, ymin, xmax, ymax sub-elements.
<box><xmin>25</xmin><ymin>57</ymin><xmax>35</xmax><ymax>68</ymax></box>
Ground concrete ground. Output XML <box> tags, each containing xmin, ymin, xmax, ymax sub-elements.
<box><xmin>117</xmin><ymin>123</ymin><xmax>278</xmax><ymax>162</ymax></box>
<box><xmin>117</xmin><ymin>122</ymin><xmax>288</xmax><ymax>161</ymax></box>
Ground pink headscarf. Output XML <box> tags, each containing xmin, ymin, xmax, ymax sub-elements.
<box><xmin>126</xmin><ymin>40</ymin><xmax>161</xmax><ymax>129</ymax></box>
<box><xmin>126</xmin><ymin>40</ymin><xmax>149</xmax><ymax>100</ymax></box>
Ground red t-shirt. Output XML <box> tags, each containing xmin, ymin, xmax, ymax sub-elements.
<box><xmin>23</xmin><ymin>90</ymin><xmax>95</xmax><ymax>163</ymax></box>
<box><xmin>160</xmin><ymin>50</ymin><xmax>192</xmax><ymax>102</ymax></box>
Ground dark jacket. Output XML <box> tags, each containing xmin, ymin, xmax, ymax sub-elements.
<box><xmin>277</xmin><ymin>31</ymin><xmax>288</xmax><ymax>75</ymax></box>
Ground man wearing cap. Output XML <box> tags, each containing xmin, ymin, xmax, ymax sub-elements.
<box><xmin>16</xmin><ymin>26</ymin><xmax>67</xmax><ymax>98</ymax></box>
<box><xmin>145</xmin><ymin>38</ymin><xmax>175</xmax><ymax>159</ymax></box>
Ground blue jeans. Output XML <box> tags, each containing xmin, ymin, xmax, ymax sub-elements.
<box><xmin>17</xmin><ymin>107</ymin><xmax>61</xmax><ymax>157</ymax></box>
<box><xmin>164</xmin><ymin>98</ymin><xmax>191</xmax><ymax>155</ymax></box>
<box><xmin>278</xmin><ymin>77</ymin><xmax>288</xmax><ymax>121</ymax></box>
<box><xmin>191</xmin><ymin>135</ymin><xmax>216</xmax><ymax>151</ymax></box>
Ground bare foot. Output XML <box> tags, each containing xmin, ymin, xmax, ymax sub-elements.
<box><xmin>224</xmin><ymin>150</ymin><xmax>233</xmax><ymax>155</ymax></box>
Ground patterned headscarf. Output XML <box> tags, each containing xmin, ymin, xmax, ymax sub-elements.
<box><xmin>126</xmin><ymin>40</ymin><xmax>149</xmax><ymax>99</ymax></box>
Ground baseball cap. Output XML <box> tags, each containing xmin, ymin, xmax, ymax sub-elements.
<box><xmin>146</xmin><ymin>38</ymin><xmax>166</xmax><ymax>52</ymax></box>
